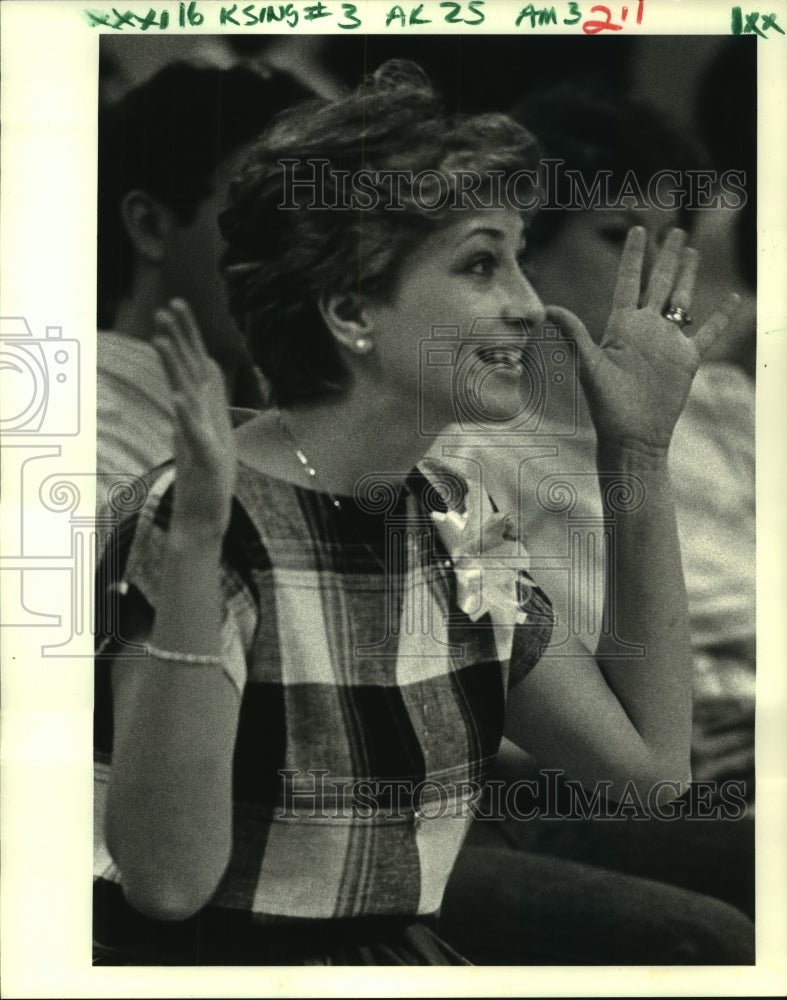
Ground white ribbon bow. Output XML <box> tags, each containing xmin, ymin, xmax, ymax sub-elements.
<box><xmin>431</xmin><ymin>507</ymin><xmax>530</xmax><ymax>631</ymax></box>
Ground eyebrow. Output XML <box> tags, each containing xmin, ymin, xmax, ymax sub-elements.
<box><xmin>460</xmin><ymin>225</ymin><xmax>527</xmax><ymax>246</ymax></box>
<box><xmin>461</xmin><ymin>226</ymin><xmax>506</xmax><ymax>243</ymax></box>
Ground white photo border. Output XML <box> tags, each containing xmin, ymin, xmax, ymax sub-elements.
<box><xmin>1</xmin><ymin>0</ymin><xmax>785</xmax><ymax>995</ymax></box>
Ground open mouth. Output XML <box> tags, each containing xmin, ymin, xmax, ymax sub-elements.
<box><xmin>473</xmin><ymin>344</ymin><xmax>527</xmax><ymax>375</ymax></box>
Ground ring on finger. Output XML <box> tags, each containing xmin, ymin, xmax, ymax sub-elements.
<box><xmin>663</xmin><ymin>305</ymin><xmax>693</xmax><ymax>329</ymax></box>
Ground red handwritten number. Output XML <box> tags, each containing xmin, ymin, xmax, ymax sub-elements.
<box><xmin>582</xmin><ymin>1</ymin><xmax>643</xmax><ymax>33</ymax></box>
<box><xmin>582</xmin><ymin>5</ymin><xmax>621</xmax><ymax>33</ymax></box>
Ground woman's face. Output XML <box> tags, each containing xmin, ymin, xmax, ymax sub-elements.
<box><xmin>523</xmin><ymin>205</ymin><xmax>682</xmax><ymax>343</ymax></box>
<box><xmin>363</xmin><ymin>207</ymin><xmax>547</xmax><ymax>431</ymax></box>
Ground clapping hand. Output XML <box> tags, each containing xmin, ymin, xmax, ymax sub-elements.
<box><xmin>151</xmin><ymin>299</ymin><xmax>238</xmax><ymax>539</ymax></box>
<box><xmin>548</xmin><ymin>227</ymin><xmax>740</xmax><ymax>454</ymax></box>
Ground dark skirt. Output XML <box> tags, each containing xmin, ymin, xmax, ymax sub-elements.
<box><xmin>93</xmin><ymin>882</ymin><xmax>470</xmax><ymax>966</ymax></box>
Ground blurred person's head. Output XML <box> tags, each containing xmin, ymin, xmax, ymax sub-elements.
<box><xmin>511</xmin><ymin>85</ymin><xmax>703</xmax><ymax>344</ymax></box>
<box><xmin>97</xmin><ymin>61</ymin><xmax>311</xmax><ymax>370</ymax></box>
<box><xmin>219</xmin><ymin>59</ymin><xmax>545</xmax><ymax>415</ymax></box>
<box><xmin>692</xmin><ymin>39</ymin><xmax>756</xmax><ymax>376</ymax></box>
<box><xmin>695</xmin><ymin>37</ymin><xmax>756</xmax><ymax>293</ymax></box>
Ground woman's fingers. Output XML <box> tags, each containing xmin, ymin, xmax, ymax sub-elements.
<box><xmin>545</xmin><ymin>304</ymin><xmax>598</xmax><ymax>370</ymax></box>
<box><xmin>153</xmin><ymin>298</ymin><xmax>217</xmax><ymax>391</ymax></box>
<box><xmin>153</xmin><ymin>307</ymin><xmax>201</xmax><ymax>385</ymax></box>
<box><xmin>152</xmin><ymin>307</ymin><xmax>228</xmax><ymax>415</ymax></box>
<box><xmin>610</xmin><ymin>226</ymin><xmax>647</xmax><ymax>311</ymax></box>
<box><xmin>150</xmin><ymin>330</ymin><xmax>183</xmax><ymax>393</ymax></box>
<box><xmin>669</xmin><ymin>246</ymin><xmax>699</xmax><ymax>316</ymax></box>
<box><xmin>149</xmin><ymin>299</ymin><xmax>237</xmax><ymax>534</ymax></box>
<box><xmin>168</xmin><ymin>298</ymin><xmax>210</xmax><ymax>362</ymax></box>
<box><xmin>643</xmin><ymin>228</ymin><xmax>686</xmax><ymax>311</ymax></box>
<box><xmin>171</xmin><ymin>387</ymin><xmax>220</xmax><ymax>456</ymax></box>
<box><xmin>691</xmin><ymin>293</ymin><xmax>741</xmax><ymax>358</ymax></box>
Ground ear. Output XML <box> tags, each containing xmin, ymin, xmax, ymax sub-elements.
<box><xmin>119</xmin><ymin>190</ymin><xmax>176</xmax><ymax>266</ymax></box>
<box><xmin>318</xmin><ymin>290</ymin><xmax>375</xmax><ymax>355</ymax></box>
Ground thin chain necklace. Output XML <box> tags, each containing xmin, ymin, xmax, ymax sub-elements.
<box><xmin>275</xmin><ymin>412</ymin><xmax>461</xmax><ymax>612</ymax></box>
<box><xmin>276</xmin><ymin>410</ymin><xmax>394</xmax><ymax>570</ymax></box>
<box><xmin>276</xmin><ymin>410</ymin><xmax>344</xmax><ymax>508</ymax></box>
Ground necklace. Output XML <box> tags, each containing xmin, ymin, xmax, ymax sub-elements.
<box><xmin>276</xmin><ymin>410</ymin><xmax>394</xmax><ymax>570</ymax></box>
<box><xmin>276</xmin><ymin>410</ymin><xmax>344</xmax><ymax>508</ymax></box>
<box><xmin>275</xmin><ymin>412</ymin><xmax>461</xmax><ymax>622</ymax></box>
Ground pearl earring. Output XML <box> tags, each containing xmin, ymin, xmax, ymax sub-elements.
<box><xmin>355</xmin><ymin>336</ymin><xmax>372</xmax><ymax>354</ymax></box>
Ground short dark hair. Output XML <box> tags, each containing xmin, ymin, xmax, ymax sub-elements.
<box><xmin>97</xmin><ymin>61</ymin><xmax>311</xmax><ymax>329</ymax></box>
<box><xmin>219</xmin><ymin>60</ymin><xmax>542</xmax><ymax>407</ymax></box>
<box><xmin>509</xmin><ymin>84</ymin><xmax>705</xmax><ymax>251</ymax></box>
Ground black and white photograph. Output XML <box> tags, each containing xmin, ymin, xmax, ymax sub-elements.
<box><xmin>1</xmin><ymin>2</ymin><xmax>785</xmax><ymax>996</ymax></box>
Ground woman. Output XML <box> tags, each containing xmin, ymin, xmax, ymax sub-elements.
<box><xmin>93</xmin><ymin>62</ymin><xmax>739</xmax><ymax>965</ymax></box>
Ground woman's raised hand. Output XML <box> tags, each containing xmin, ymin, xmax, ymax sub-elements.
<box><xmin>547</xmin><ymin>227</ymin><xmax>740</xmax><ymax>454</ymax></box>
<box><xmin>151</xmin><ymin>299</ymin><xmax>238</xmax><ymax>538</ymax></box>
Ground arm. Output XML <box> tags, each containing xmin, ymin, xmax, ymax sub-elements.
<box><xmin>505</xmin><ymin>450</ymin><xmax>692</xmax><ymax>802</ymax></box>
<box><xmin>104</xmin><ymin>300</ymin><xmax>240</xmax><ymax>920</ymax></box>
<box><xmin>505</xmin><ymin>228</ymin><xmax>740</xmax><ymax>802</ymax></box>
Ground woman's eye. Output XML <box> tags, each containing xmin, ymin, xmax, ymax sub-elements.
<box><xmin>467</xmin><ymin>255</ymin><xmax>494</xmax><ymax>277</ymax></box>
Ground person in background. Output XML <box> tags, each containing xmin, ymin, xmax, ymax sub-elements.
<box><xmin>692</xmin><ymin>37</ymin><xmax>756</xmax><ymax>378</ymax></box>
<box><xmin>508</xmin><ymin>84</ymin><xmax>756</xmax><ymax>798</ymax></box>
<box><xmin>96</xmin><ymin>62</ymin><xmax>310</xmax><ymax>494</ymax></box>
<box><xmin>437</xmin><ymin>85</ymin><xmax>755</xmax><ymax>963</ymax></box>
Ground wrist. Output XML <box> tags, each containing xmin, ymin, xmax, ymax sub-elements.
<box><xmin>167</xmin><ymin>518</ymin><xmax>227</xmax><ymax>553</ymax></box>
<box><xmin>596</xmin><ymin>436</ymin><xmax>670</xmax><ymax>472</ymax></box>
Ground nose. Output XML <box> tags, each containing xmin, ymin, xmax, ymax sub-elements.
<box><xmin>502</xmin><ymin>269</ymin><xmax>547</xmax><ymax>333</ymax></box>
